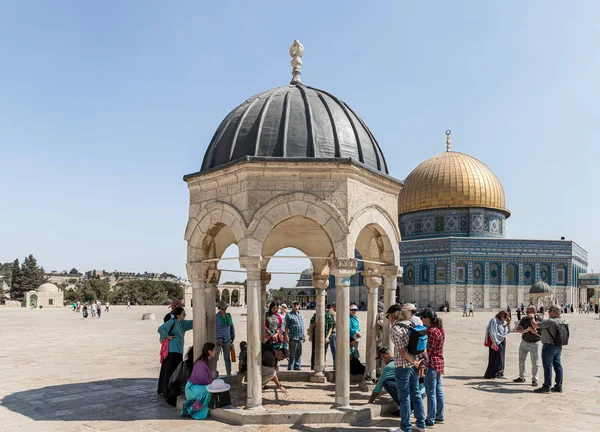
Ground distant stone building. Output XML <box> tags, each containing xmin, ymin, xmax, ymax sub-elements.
<box><xmin>25</xmin><ymin>283</ymin><xmax>64</xmax><ymax>308</ymax></box>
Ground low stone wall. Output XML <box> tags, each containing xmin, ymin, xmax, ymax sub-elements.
<box><xmin>3</xmin><ymin>301</ymin><xmax>22</xmax><ymax>308</ymax></box>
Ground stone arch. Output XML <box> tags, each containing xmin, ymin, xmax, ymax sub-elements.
<box><xmin>248</xmin><ymin>193</ymin><xmax>348</xmax><ymax>258</ymax></box>
<box><xmin>221</xmin><ymin>288</ymin><xmax>230</xmax><ymax>303</ymax></box>
<box><xmin>29</xmin><ymin>293</ymin><xmax>38</xmax><ymax>308</ymax></box>
<box><xmin>185</xmin><ymin>201</ymin><xmax>247</xmax><ymax>263</ymax></box>
<box><xmin>231</xmin><ymin>289</ymin><xmax>239</xmax><ymax>304</ymax></box>
<box><xmin>347</xmin><ymin>205</ymin><xmax>400</xmax><ymax>267</ymax></box>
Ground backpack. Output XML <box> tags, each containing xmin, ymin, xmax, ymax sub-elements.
<box><xmin>551</xmin><ymin>321</ymin><xmax>570</xmax><ymax>346</ymax></box>
<box><xmin>395</xmin><ymin>322</ymin><xmax>428</xmax><ymax>355</ymax></box>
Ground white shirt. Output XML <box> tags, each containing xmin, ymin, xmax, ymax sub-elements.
<box><xmin>91</xmin><ymin>303</ymin><xmax>97</xmax><ymax>311</ymax></box>
<box><xmin>411</xmin><ymin>315</ymin><xmax>423</xmax><ymax>326</ymax></box>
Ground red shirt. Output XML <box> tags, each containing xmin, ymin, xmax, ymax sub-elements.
<box><xmin>426</xmin><ymin>327</ymin><xmax>445</xmax><ymax>374</ymax></box>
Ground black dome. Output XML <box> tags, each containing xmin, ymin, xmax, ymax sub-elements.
<box><xmin>200</xmin><ymin>84</ymin><xmax>388</xmax><ymax>173</ymax></box>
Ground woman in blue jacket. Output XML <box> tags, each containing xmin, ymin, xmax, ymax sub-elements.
<box><xmin>157</xmin><ymin>306</ymin><xmax>193</xmax><ymax>394</ymax></box>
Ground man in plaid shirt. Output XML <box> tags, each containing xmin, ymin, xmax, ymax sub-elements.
<box><xmin>388</xmin><ymin>305</ymin><xmax>427</xmax><ymax>432</ymax></box>
<box><xmin>309</xmin><ymin>308</ymin><xmax>335</xmax><ymax>370</ymax></box>
<box><xmin>285</xmin><ymin>301</ymin><xmax>306</xmax><ymax>371</ymax></box>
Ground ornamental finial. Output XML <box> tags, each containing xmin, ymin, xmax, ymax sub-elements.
<box><xmin>445</xmin><ymin>129</ymin><xmax>451</xmax><ymax>152</ymax></box>
<box><xmin>289</xmin><ymin>40</ymin><xmax>304</xmax><ymax>85</ymax></box>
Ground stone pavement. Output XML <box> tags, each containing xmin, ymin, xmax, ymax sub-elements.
<box><xmin>1</xmin><ymin>305</ymin><xmax>599</xmax><ymax>431</ymax></box>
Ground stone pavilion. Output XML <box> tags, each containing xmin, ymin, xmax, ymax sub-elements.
<box><xmin>183</xmin><ymin>40</ymin><xmax>401</xmax><ymax>410</ymax></box>
<box><xmin>25</xmin><ymin>283</ymin><xmax>64</xmax><ymax>308</ymax></box>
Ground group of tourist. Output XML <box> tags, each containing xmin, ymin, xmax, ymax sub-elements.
<box><xmin>484</xmin><ymin>304</ymin><xmax>567</xmax><ymax>394</ymax></box>
<box><xmin>578</xmin><ymin>302</ymin><xmax>598</xmax><ymax>314</ymax></box>
<box><xmin>73</xmin><ymin>300</ymin><xmax>109</xmax><ymax>318</ymax></box>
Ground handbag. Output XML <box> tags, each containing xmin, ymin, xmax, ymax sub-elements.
<box><xmin>484</xmin><ymin>336</ymin><xmax>491</xmax><ymax>347</ymax></box>
<box><xmin>230</xmin><ymin>345</ymin><xmax>236</xmax><ymax>363</ymax></box>
<box><xmin>208</xmin><ymin>391</ymin><xmax>231</xmax><ymax>409</ymax></box>
<box><xmin>159</xmin><ymin>320</ymin><xmax>177</xmax><ymax>363</ymax></box>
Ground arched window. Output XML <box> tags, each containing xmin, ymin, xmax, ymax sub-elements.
<box><xmin>540</xmin><ymin>264</ymin><xmax>551</xmax><ymax>284</ymax></box>
<box><xmin>404</xmin><ymin>264</ymin><xmax>415</xmax><ymax>285</ymax></box>
<box><xmin>436</xmin><ymin>262</ymin><xmax>446</xmax><ymax>284</ymax></box>
<box><xmin>490</xmin><ymin>263</ymin><xmax>501</xmax><ymax>285</ymax></box>
<box><xmin>473</xmin><ymin>263</ymin><xmax>484</xmax><ymax>284</ymax></box>
<box><xmin>524</xmin><ymin>264</ymin><xmax>534</xmax><ymax>285</ymax></box>
<box><xmin>556</xmin><ymin>264</ymin><xmax>566</xmax><ymax>285</ymax></box>
<box><xmin>456</xmin><ymin>261</ymin><xmax>466</xmax><ymax>284</ymax></box>
<box><xmin>507</xmin><ymin>264</ymin><xmax>518</xmax><ymax>285</ymax></box>
<box><xmin>420</xmin><ymin>264</ymin><xmax>429</xmax><ymax>284</ymax></box>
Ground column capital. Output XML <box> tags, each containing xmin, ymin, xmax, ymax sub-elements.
<box><xmin>186</xmin><ymin>262</ymin><xmax>211</xmax><ymax>283</ymax></box>
<box><xmin>330</xmin><ymin>258</ymin><xmax>357</xmax><ymax>278</ymax></box>
<box><xmin>239</xmin><ymin>256</ymin><xmax>264</xmax><ymax>274</ymax></box>
<box><xmin>362</xmin><ymin>269</ymin><xmax>382</xmax><ymax>290</ymax></box>
<box><xmin>260</xmin><ymin>269</ymin><xmax>271</xmax><ymax>285</ymax></box>
<box><xmin>313</xmin><ymin>273</ymin><xmax>330</xmax><ymax>290</ymax></box>
<box><xmin>381</xmin><ymin>265</ymin><xmax>401</xmax><ymax>280</ymax></box>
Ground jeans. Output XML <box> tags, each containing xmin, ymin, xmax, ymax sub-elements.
<box><xmin>394</xmin><ymin>367</ymin><xmax>426</xmax><ymax>431</ymax></box>
<box><xmin>288</xmin><ymin>338</ymin><xmax>303</xmax><ymax>370</ymax></box>
<box><xmin>541</xmin><ymin>344</ymin><xmax>563</xmax><ymax>389</ymax></box>
<box><xmin>518</xmin><ymin>341</ymin><xmax>540</xmax><ymax>382</ymax></box>
<box><xmin>382</xmin><ymin>379</ymin><xmax>400</xmax><ymax>405</ymax></box>
<box><xmin>215</xmin><ymin>339</ymin><xmax>232</xmax><ymax>376</ymax></box>
<box><xmin>328</xmin><ymin>333</ymin><xmax>337</xmax><ymax>366</ymax></box>
<box><xmin>424</xmin><ymin>369</ymin><xmax>444</xmax><ymax>424</ymax></box>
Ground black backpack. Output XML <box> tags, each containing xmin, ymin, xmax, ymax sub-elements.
<box><xmin>551</xmin><ymin>321</ymin><xmax>570</xmax><ymax>346</ymax></box>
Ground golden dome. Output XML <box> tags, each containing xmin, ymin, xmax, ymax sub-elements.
<box><xmin>399</xmin><ymin>150</ymin><xmax>510</xmax><ymax>217</ymax></box>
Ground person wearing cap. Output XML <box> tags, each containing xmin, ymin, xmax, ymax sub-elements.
<box><xmin>261</xmin><ymin>343</ymin><xmax>288</xmax><ymax>392</ymax></box>
<box><xmin>402</xmin><ymin>303</ymin><xmax>423</xmax><ymax>327</ymax></box>
<box><xmin>284</xmin><ymin>301</ymin><xmax>306</xmax><ymax>370</ymax></box>
<box><xmin>215</xmin><ymin>300</ymin><xmax>235</xmax><ymax>376</ymax></box>
<box><xmin>164</xmin><ymin>299</ymin><xmax>183</xmax><ymax>323</ymax></box>
<box><xmin>513</xmin><ymin>306</ymin><xmax>541</xmax><ymax>387</ymax></box>
<box><xmin>421</xmin><ymin>307</ymin><xmax>445</xmax><ymax>427</ymax></box>
<box><xmin>531</xmin><ymin>305</ymin><xmax>565</xmax><ymax>393</ymax></box>
<box><xmin>368</xmin><ymin>347</ymin><xmax>399</xmax><ymax>406</ymax></box>
<box><xmin>388</xmin><ymin>305</ymin><xmax>427</xmax><ymax>432</ymax></box>
<box><xmin>309</xmin><ymin>305</ymin><xmax>334</xmax><ymax>370</ymax></box>
<box><xmin>350</xmin><ymin>303</ymin><xmax>362</xmax><ymax>350</ymax></box>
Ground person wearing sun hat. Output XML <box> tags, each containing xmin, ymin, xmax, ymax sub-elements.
<box><xmin>215</xmin><ymin>300</ymin><xmax>235</xmax><ymax>376</ymax></box>
<box><xmin>402</xmin><ymin>303</ymin><xmax>423</xmax><ymax>326</ymax></box>
<box><xmin>164</xmin><ymin>299</ymin><xmax>183</xmax><ymax>323</ymax></box>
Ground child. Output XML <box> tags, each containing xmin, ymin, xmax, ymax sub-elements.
<box><xmin>238</xmin><ymin>341</ymin><xmax>248</xmax><ymax>375</ymax></box>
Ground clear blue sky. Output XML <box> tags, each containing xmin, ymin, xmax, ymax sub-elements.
<box><xmin>1</xmin><ymin>1</ymin><xmax>599</xmax><ymax>289</ymax></box>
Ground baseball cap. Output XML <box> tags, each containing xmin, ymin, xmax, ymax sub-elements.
<box><xmin>402</xmin><ymin>303</ymin><xmax>417</xmax><ymax>311</ymax></box>
<box><xmin>420</xmin><ymin>307</ymin><xmax>437</xmax><ymax>320</ymax></box>
<box><xmin>376</xmin><ymin>346</ymin><xmax>391</xmax><ymax>360</ymax></box>
<box><xmin>280</xmin><ymin>303</ymin><xmax>287</xmax><ymax>309</ymax></box>
<box><xmin>385</xmin><ymin>304</ymin><xmax>402</xmax><ymax>315</ymax></box>
<box><xmin>217</xmin><ymin>300</ymin><xmax>228</xmax><ymax>310</ymax></box>
<box><xmin>350</xmin><ymin>304</ymin><xmax>359</xmax><ymax>311</ymax></box>
<box><xmin>548</xmin><ymin>305</ymin><xmax>562</xmax><ymax>314</ymax></box>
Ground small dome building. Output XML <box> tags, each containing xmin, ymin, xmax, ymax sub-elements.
<box><xmin>26</xmin><ymin>283</ymin><xmax>64</xmax><ymax>308</ymax></box>
<box><xmin>399</xmin><ymin>131</ymin><xmax>587</xmax><ymax>311</ymax></box>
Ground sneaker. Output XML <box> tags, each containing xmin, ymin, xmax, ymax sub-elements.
<box><xmin>413</xmin><ymin>426</ymin><xmax>426</xmax><ymax>432</ymax></box>
<box><xmin>425</xmin><ymin>420</ymin><xmax>435</xmax><ymax>428</ymax></box>
<box><xmin>513</xmin><ymin>377</ymin><xmax>526</xmax><ymax>383</ymax></box>
<box><xmin>551</xmin><ymin>386</ymin><xmax>563</xmax><ymax>393</ymax></box>
<box><xmin>532</xmin><ymin>380</ymin><xmax>539</xmax><ymax>387</ymax></box>
<box><xmin>435</xmin><ymin>419</ymin><xmax>445</xmax><ymax>424</ymax></box>
<box><xmin>534</xmin><ymin>386</ymin><xmax>550</xmax><ymax>394</ymax></box>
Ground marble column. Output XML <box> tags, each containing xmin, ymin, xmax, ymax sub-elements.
<box><xmin>311</xmin><ymin>273</ymin><xmax>329</xmax><ymax>383</ymax></box>
<box><xmin>363</xmin><ymin>269</ymin><xmax>381</xmax><ymax>381</ymax></box>
<box><xmin>331</xmin><ymin>258</ymin><xmax>357</xmax><ymax>408</ymax></box>
<box><xmin>500</xmin><ymin>285</ymin><xmax>507</xmax><ymax>309</ymax></box>
<box><xmin>205</xmin><ymin>270</ymin><xmax>219</xmax><ymax>378</ymax></box>
<box><xmin>186</xmin><ymin>262</ymin><xmax>207</xmax><ymax>361</ymax></box>
<box><xmin>483</xmin><ymin>286</ymin><xmax>490</xmax><ymax>309</ymax></box>
<box><xmin>381</xmin><ymin>265</ymin><xmax>399</xmax><ymax>351</ymax></box>
<box><xmin>240</xmin><ymin>257</ymin><xmax>264</xmax><ymax>410</ymax></box>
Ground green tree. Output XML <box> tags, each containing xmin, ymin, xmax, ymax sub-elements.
<box><xmin>10</xmin><ymin>259</ymin><xmax>23</xmax><ymax>300</ymax></box>
<box><xmin>19</xmin><ymin>255</ymin><xmax>48</xmax><ymax>293</ymax></box>
<box><xmin>69</xmin><ymin>268</ymin><xmax>80</xmax><ymax>275</ymax></box>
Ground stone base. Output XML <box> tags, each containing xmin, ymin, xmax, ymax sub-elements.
<box><xmin>3</xmin><ymin>301</ymin><xmax>21</xmax><ymax>308</ymax></box>
<box><xmin>209</xmin><ymin>399</ymin><xmax>398</xmax><ymax>425</ymax></box>
<box><xmin>141</xmin><ymin>313</ymin><xmax>155</xmax><ymax>320</ymax></box>
<box><xmin>358</xmin><ymin>380</ymin><xmax>376</xmax><ymax>392</ymax></box>
<box><xmin>309</xmin><ymin>374</ymin><xmax>327</xmax><ymax>383</ymax></box>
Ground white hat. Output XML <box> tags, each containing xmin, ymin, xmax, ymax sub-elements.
<box><xmin>280</xmin><ymin>303</ymin><xmax>287</xmax><ymax>309</ymax></box>
<box><xmin>206</xmin><ymin>378</ymin><xmax>231</xmax><ymax>393</ymax></box>
<box><xmin>402</xmin><ymin>303</ymin><xmax>417</xmax><ymax>311</ymax></box>
<box><xmin>350</xmin><ymin>304</ymin><xmax>359</xmax><ymax>311</ymax></box>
